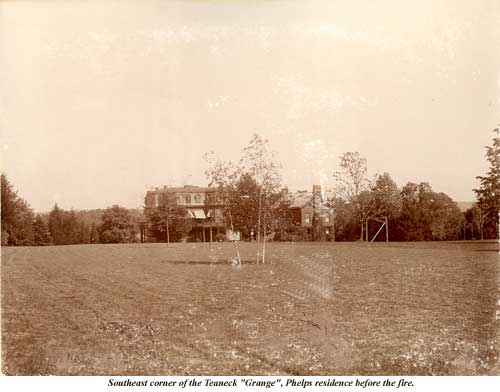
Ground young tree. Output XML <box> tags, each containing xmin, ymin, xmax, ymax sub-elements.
<box><xmin>205</xmin><ymin>135</ymin><xmax>286</xmax><ymax>262</ymax></box>
<box><xmin>204</xmin><ymin>151</ymin><xmax>243</xmax><ymax>261</ymax></box>
<box><xmin>474</xmin><ymin>127</ymin><xmax>500</xmax><ymax>240</ymax></box>
<box><xmin>239</xmin><ymin>134</ymin><xmax>283</xmax><ymax>263</ymax></box>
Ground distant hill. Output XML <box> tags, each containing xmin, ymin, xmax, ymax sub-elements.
<box><xmin>456</xmin><ymin>201</ymin><xmax>475</xmax><ymax>212</ymax></box>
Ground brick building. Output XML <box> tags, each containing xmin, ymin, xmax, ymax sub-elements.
<box><xmin>288</xmin><ymin>185</ymin><xmax>335</xmax><ymax>240</ymax></box>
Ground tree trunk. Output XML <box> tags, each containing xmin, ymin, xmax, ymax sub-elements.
<box><xmin>257</xmin><ymin>189</ymin><xmax>262</xmax><ymax>264</ymax></box>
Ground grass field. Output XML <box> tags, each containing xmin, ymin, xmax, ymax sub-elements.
<box><xmin>2</xmin><ymin>241</ymin><xmax>499</xmax><ymax>375</ymax></box>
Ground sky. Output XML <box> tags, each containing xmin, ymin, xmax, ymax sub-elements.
<box><xmin>1</xmin><ymin>0</ymin><xmax>499</xmax><ymax>212</ymax></box>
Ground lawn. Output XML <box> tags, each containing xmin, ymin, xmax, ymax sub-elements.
<box><xmin>1</xmin><ymin>241</ymin><xmax>499</xmax><ymax>375</ymax></box>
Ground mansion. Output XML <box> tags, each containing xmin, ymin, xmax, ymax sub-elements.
<box><xmin>143</xmin><ymin>184</ymin><xmax>334</xmax><ymax>242</ymax></box>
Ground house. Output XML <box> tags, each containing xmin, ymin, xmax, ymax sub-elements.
<box><xmin>144</xmin><ymin>185</ymin><xmax>228</xmax><ymax>242</ymax></box>
<box><xmin>144</xmin><ymin>183</ymin><xmax>334</xmax><ymax>243</ymax></box>
<box><xmin>288</xmin><ymin>185</ymin><xmax>335</xmax><ymax>241</ymax></box>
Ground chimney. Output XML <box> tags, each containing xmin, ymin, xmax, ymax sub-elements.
<box><xmin>312</xmin><ymin>184</ymin><xmax>322</xmax><ymax>208</ymax></box>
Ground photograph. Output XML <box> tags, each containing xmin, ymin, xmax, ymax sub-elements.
<box><xmin>1</xmin><ymin>0</ymin><xmax>499</xmax><ymax>378</ymax></box>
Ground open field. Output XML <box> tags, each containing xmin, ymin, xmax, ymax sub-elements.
<box><xmin>2</xmin><ymin>241</ymin><xmax>499</xmax><ymax>375</ymax></box>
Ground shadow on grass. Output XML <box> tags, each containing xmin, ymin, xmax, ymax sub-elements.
<box><xmin>161</xmin><ymin>260</ymin><xmax>258</xmax><ymax>265</ymax></box>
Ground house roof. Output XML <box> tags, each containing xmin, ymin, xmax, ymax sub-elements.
<box><xmin>288</xmin><ymin>189</ymin><xmax>334</xmax><ymax>209</ymax></box>
<box><xmin>147</xmin><ymin>186</ymin><xmax>217</xmax><ymax>195</ymax></box>
<box><xmin>289</xmin><ymin>191</ymin><xmax>312</xmax><ymax>209</ymax></box>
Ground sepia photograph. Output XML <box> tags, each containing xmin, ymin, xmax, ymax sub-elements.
<box><xmin>1</xmin><ymin>0</ymin><xmax>499</xmax><ymax>378</ymax></box>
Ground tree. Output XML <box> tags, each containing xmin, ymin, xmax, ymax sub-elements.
<box><xmin>397</xmin><ymin>182</ymin><xmax>462</xmax><ymax>241</ymax></box>
<box><xmin>98</xmin><ymin>205</ymin><xmax>137</xmax><ymax>244</ymax></box>
<box><xmin>239</xmin><ymin>134</ymin><xmax>284</xmax><ymax>263</ymax></box>
<box><xmin>474</xmin><ymin>127</ymin><xmax>500</xmax><ymax>240</ymax></box>
<box><xmin>428</xmin><ymin>192</ymin><xmax>463</xmax><ymax>241</ymax></box>
<box><xmin>48</xmin><ymin>204</ymin><xmax>67</xmax><ymax>245</ymax></box>
<box><xmin>204</xmin><ymin>151</ymin><xmax>243</xmax><ymax>261</ymax></box>
<box><xmin>333</xmin><ymin>152</ymin><xmax>373</xmax><ymax>240</ymax></box>
<box><xmin>1</xmin><ymin>173</ymin><xmax>35</xmax><ymax>246</ymax></box>
<box><xmin>226</xmin><ymin>173</ymin><xmax>260</xmax><ymax>240</ymax></box>
<box><xmin>205</xmin><ymin>134</ymin><xmax>286</xmax><ymax>263</ymax></box>
<box><xmin>371</xmin><ymin>173</ymin><xmax>402</xmax><ymax>220</ymax></box>
<box><xmin>469</xmin><ymin>205</ymin><xmax>487</xmax><ymax>240</ymax></box>
<box><xmin>33</xmin><ymin>214</ymin><xmax>52</xmax><ymax>245</ymax></box>
<box><xmin>145</xmin><ymin>194</ymin><xmax>191</xmax><ymax>243</ymax></box>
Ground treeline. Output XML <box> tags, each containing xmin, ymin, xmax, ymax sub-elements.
<box><xmin>329</xmin><ymin>173</ymin><xmax>465</xmax><ymax>241</ymax></box>
<box><xmin>1</xmin><ymin>174</ymin><xmax>142</xmax><ymax>246</ymax></box>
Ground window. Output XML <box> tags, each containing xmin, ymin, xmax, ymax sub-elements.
<box><xmin>194</xmin><ymin>194</ymin><xmax>201</xmax><ymax>204</ymax></box>
<box><xmin>305</xmin><ymin>213</ymin><xmax>311</xmax><ymax>224</ymax></box>
<box><xmin>178</xmin><ymin>194</ymin><xmax>185</xmax><ymax>204</ymax></box>
<box><xmin>185</xmin><ymin>194</ymin><xmax>192</xmax><ymax>204</ymax></box>
<box><xmin>324</xmin><ymin>216</ymin><xmax>330</xmax><ymax>223</ymax></box>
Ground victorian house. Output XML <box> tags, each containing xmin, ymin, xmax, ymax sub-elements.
<box><xmin>144</xmin><ymin>185</ymin><xmax>228</xmax><ymax>242</ymax></box>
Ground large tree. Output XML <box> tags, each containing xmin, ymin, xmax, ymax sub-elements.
<box><xmin>397</xmin><ymin>182</ymin><xmax>462</xmax><ymax>241</ymax></box>
<box><xmin>1</xmin><ymin>173</ymin><xmax>35</xmax><ymax>246</ymax></box>
<box><xmin>474</xmin><ymin>127</ymin><xmax>500</xmax><ymax>239</ymax></box>
<box><xmin>98</xmin><ymin>205</ymin><xmax>137</xmax><ymax>244</ymax></box>
<box><xmin>333</xmin><ymin>152</ymin><xmax>373</xmax><ymax>240</ymax></box>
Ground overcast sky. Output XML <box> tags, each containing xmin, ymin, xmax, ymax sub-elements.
<box><xmin>1</xmin><ymin>0</ymin><xmax>499</xmax><ymax>212</ymax></box>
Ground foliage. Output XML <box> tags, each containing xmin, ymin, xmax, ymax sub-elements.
<box><xmin>329</xmin><ymin>163</ymin><xmax>463</xmax><ymax>241</ymax></box>
<box><xmin>333</xmin><ymin>152</ymin><xmax>374</xmax><ymax>240</ymax></box>
<box><xmin>145</xmin><ymin>193</ymin><xmax>191</xmax><ymax>243</ymax></box>
<box><xmin>396</xmin><ymin>183</ymin><xmax>463</xmax><ymax>241</ymax></box>
<box><xmin>333</xmin><ymin>152</ymin><xmax>370</xmax><ymax>200</ymax></box>
<box><xmin>98</xmin><ymin>205</ymin><xmax>137</xmax><ymax>244</ymax></box>
<box><xmin>204</xmin><ymin>134</ymin><xmax>289</xmax><ymax>245</ymax></box>
<box><xmin>1</xmin><ymin>173</ymin><xmax>35</xmax><ymax>246</ymax></box>
<box><xmin>33</xmin><ymin>214</ymin><xmax>52</xmax><ymax>245</ymax></box>
<box><xmin>370</xmin><ymin>173</ymin><xmax>402</xmax><ymax>220</ymax></box>
<box><xmin>474</xmin><ymin>127</ymin><xmax>500</xmax><ymax>239</ymax></box>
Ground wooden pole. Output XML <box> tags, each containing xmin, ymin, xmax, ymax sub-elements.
<box><xmin>166</xmin><ymin>214</ymin><xmax>170</xmax><ymax>244</ymax></box>
<box><xmin>385</xmin><ymin>216</ymin><xmax>388</xmax><ymax>242</ymax></box>
<box><xmin>366</xmin><ymin>219</ymin><xmax>369</xmax><ymax>242</ymax></box>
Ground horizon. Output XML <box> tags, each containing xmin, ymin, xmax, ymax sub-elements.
<box><xmin>2</xmin><ymin>1</ymin><xmax>499</xmax><ymax>212</ymax></box>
